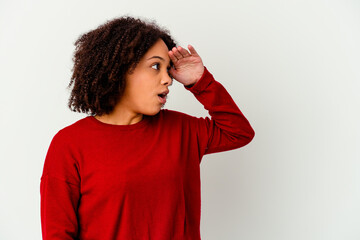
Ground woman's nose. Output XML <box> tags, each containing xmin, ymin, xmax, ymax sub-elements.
<box><xmin>162</xmin><ymin>72</ymin><xmax>173</xmax><ymax>86</ymax></box>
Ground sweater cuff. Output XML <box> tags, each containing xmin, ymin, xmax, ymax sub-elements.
<box><xmin>183</xmin><ymin>66</ymin><xmax>213</xmax><ymax>94</ymax></box>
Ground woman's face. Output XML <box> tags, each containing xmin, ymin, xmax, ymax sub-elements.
<box><xmin>121</xmin><ymin>39</ymin><xmax>173</xmax><ymax>116</ymax></box>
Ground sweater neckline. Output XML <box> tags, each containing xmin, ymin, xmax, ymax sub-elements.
<box><xmin>87</xmin><ymin>115</ymin><xmax>150</xmax><ymax>130</ymax></box>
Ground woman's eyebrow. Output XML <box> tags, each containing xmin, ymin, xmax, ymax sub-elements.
<box><xmin>147</xmin><ymin>56</ymin><xmax>168</xmax><ymax>62</ymax></box>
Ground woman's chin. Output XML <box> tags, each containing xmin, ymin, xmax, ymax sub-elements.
<box><xmin>142</xmin><ymin>107</ymin><xmax>162</xmax><ymax>116</ymax></box>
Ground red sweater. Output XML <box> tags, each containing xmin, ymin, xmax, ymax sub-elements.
<box><xmin>40</xmin><ymin>66</ymin><xmax>255</xmax><ymax>240</ymax></box>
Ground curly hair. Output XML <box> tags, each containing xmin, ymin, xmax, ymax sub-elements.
<box><xmin>67</xmin><ymin>15</ymin><xmax>177</xmax><ymax>116</ymax></box>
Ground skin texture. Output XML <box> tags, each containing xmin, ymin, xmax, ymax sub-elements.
<box><xmin>94</xmin><ymin>39</ymin><xmax>204</xmax><ymax>125</ymax></box>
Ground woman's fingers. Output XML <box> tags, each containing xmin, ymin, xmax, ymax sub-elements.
<box><xmin>177</xmin><ymin>46</ymin><xmax>191</xmax><ymax>58</ymax></box>
<box><xmin>168</xmin><ymin>44</ymin><xmax>199</xmax><ymax>69</ymax></box>
<box><xmin>188</xmin><ymin>44</ymin><xmax>199</xmax><ymax>56</ymax></box>
<box><xmin>168</xmin><ymin>50</ymin><xmax>178</xmax><ymax>63</ymax></box>
<box><xmin>171</xmin><ymin>47</ymin><xmax>183</xmax><ymax>60</ymax></box>
<box><xmin>168</xmin><ymin>45</ymin><xmax>193</xmax><ymax>62</ymax></box>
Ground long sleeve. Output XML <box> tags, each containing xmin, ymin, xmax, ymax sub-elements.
<box><xmin>38</xmin><ymin>66</ymin><xmax>254</xmax><ymax>240</ymax></box>
<box><xmin>40</xmin><ymin>130</ymin><xmax>81</xmax><ymax>240</ymax></box>
<box><xmin>184</xmin><ymin>66</ymin><xmax>255</xmax><ymax>157</ymax></box>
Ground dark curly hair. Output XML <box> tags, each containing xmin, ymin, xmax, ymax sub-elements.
<box><xmin>66</xmin><ymin>15</ymin><xmax>177</xmax><ymax>116</ymax></box>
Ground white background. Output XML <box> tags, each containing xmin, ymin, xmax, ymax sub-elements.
<box><xmin>0</xmin><ymin>0</ymin><xmax>359</xmax><ymax>239</ymax></box>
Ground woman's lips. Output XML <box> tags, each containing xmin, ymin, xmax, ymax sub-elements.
<box><xmin>158</xmin><ymin>95</ymin><xmax>166</xmax><ymax>104</ymax></box>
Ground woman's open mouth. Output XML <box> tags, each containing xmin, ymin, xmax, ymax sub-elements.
<box><xmin>158</xmin><ymin>93</ymin><xmax>167</xmax><ymax>104</ymax></box>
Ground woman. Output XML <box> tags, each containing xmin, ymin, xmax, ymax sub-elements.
<box><xmin>40</xmin><ymin>15</ymin><xmax>255</xmax><ymax>240</ymax></box>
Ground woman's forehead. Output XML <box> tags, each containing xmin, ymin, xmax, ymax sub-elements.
<box><xmin>144</xmin><ymin>40</ymin><xmax>171</xmax><ymax>60</ymax></box>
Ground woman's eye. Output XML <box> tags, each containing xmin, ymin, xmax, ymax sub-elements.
<box><xmin>151</xmin><ymin>63</ymin><xmax>173</xmax><ymax>79</ymax></box>
<box><xmin>151</xmin><ymin>63</ymin><xmax>160</xmax><ymax>70</ymax></box>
